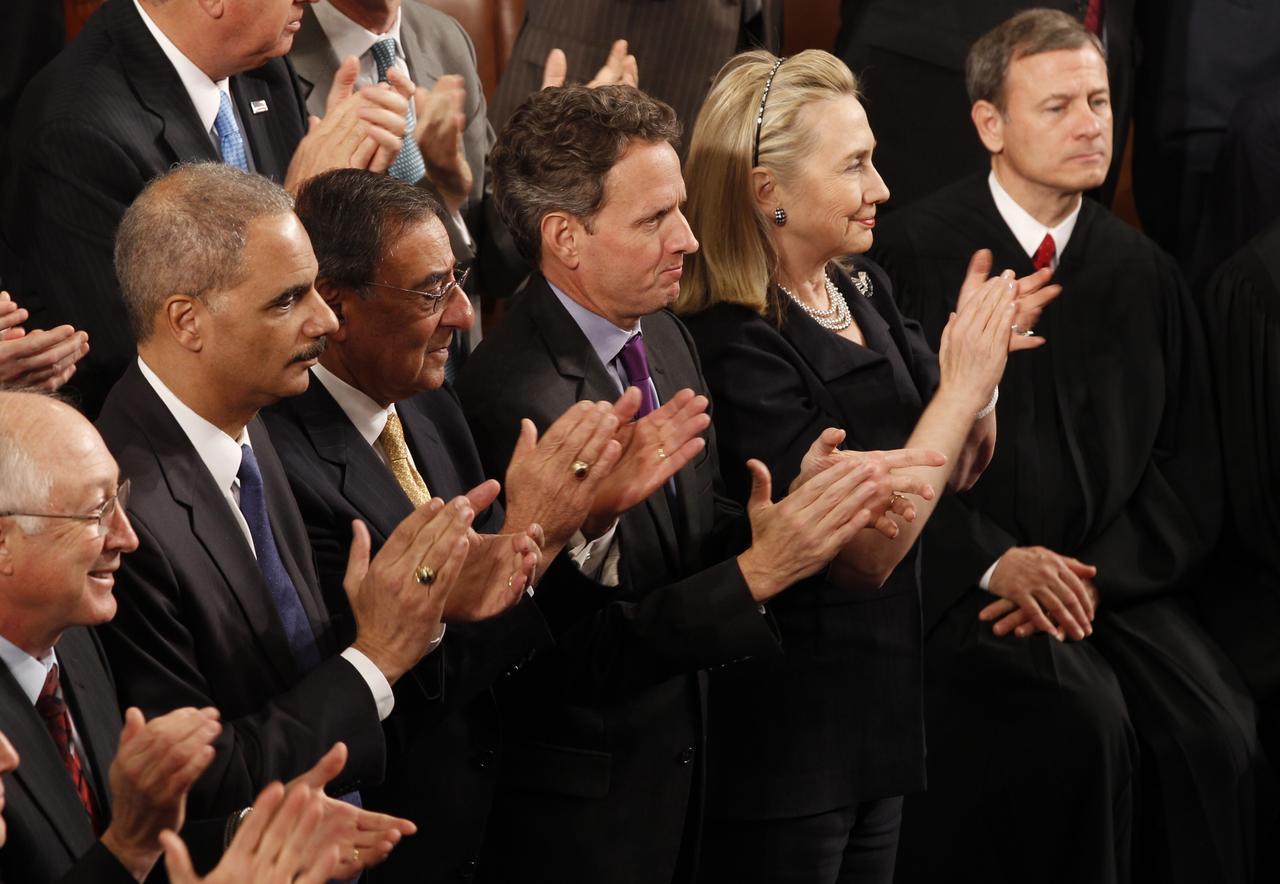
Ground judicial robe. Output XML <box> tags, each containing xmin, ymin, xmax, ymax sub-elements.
<box><xmin>871</xmin><ymin>174</ymin><xmax>1264</xmax><ymax>884</ymax></box>
<box><xmin>1194</xmin><ymin>219</ymin><xmax>1280</xmax><ymax>767</ymax></box>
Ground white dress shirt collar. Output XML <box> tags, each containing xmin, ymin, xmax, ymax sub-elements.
<box><xmin>137</xmin><ymin>357</ymin><xmax>250</xmax><ymax>497</ymax></box>
<box><xmin>311</xmin><ymin>364</ymin><xmax>392</xmax><ymax>449</ymax></box>
<box><xmin>312</xmin><ymin>1</ymin><xmax>405</xmax><ymax>86</ymax></box>
<box><xmin>987</xmin><ymin>170</ymin><xmax>1081</xmax><ymax>269</ymax></box>
<box><xmin>0</xmin><ymin>633</ymin><xmax>57</xmax><ymax>706</ymax></box>
<box><xmin>132</xmin><ymin>0</ymin><xmax>230</xmax><ymax>139</ymax></box>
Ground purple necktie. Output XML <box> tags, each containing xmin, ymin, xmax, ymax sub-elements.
<box><xmin>617</xmin><ymin>333</ymin><xmax>659</xmax><ymax>418</ymax></box>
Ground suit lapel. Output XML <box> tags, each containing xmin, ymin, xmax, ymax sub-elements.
<box><xmin>295</xmin><ymin>381</ymin><xmax>412</xmax><ymax>543</ymax></box>
<box><xmin>111</xmin><ymin>0</ymin><xmax>218</xmax><ymax>165</ymax></box>
<box><xmin>56</xmin><ymin>629</ymin><xmax>121</xmax><ymax>821</ymax></box>
<box><xmin>528</xmin><ymin>281</ymin><xmax>683</xmax><ymax>570</ymax></box>
<box><xmin>118</xmin><ymin>367</ymin><xmax>301</xmax><ymax>685</ymax></box>
<box><xmin>0</xmin><ymin>663</ymin><xmax>96</xmax><ymax>858</ymax></box>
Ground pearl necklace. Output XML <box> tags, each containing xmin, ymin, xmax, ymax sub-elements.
<box><xmin>778</xmin><ymin>272</ymin><xmax>853</xmax><ymax>331</ymax></box>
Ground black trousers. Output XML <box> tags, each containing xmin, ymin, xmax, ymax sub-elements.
<box><xmin>697</xmin><ymin>797</ymin><xmax>904</xmax><ymax>884</ymax></box>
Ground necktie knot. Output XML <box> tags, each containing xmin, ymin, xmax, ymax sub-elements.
<box><xmin>1032</xmin><ymin>233</ymin><xmax>1056</xmax><ymax>271</ymax></box>
<box><xmin>617</xmin><ymin>333</ymin><xmax>659</xmax><ymax>419</ymax></box>
<box><xmin>237</xmin><ymin>443</ymin><xmax>264</xmax><ymax>496</ymax></box>
<box><xmin>36</xmin><ymin>662</ymin><xmax>63</xmax><ymax>720</ymax></box>
<box><xmin>214</xmin><ymin>90</ymin><xmax>248</xmax><ymax>172</ymax></box>
<box><xmin>370</xmin><ymin>37</ymin><xmax>398</xmax><ymax>81</ymax></box>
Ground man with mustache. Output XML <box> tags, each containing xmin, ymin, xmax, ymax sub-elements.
<box><xmin>93</xmin><ymin>162</ymin><xmax>532</xmax><ymax>828</ymax></box>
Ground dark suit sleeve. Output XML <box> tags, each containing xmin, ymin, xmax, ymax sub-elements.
<box><xmin>103</xmin><ymin>515</ymin><xmax>386</xmax><ymax>816</ymax></box>
<box><xmin>51</xmin><ymin>842</ymin><xmax>135</xmax><ymax>884</ymax></box>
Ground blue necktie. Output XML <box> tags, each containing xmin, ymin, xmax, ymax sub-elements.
<box><xmin>214</xmin><ymin>91</ymin><xmax>249</xmax><ymax>172</ymax></box>
<box><xmin>369</xmin><ymin>38</ymin><xmax>426</xmax><ymax>184</ymax></box>
<box><xmin>237</xmin><ymin>445</ymin><xmax>321</xmax><ymax>671</ymax></box>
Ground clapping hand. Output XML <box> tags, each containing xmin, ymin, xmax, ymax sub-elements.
<box><xmin>541</xmin><ymin>39</ymin><xmax>639</xmax><ymax>90</ymax></box>
<box><xmin>0</xmin><ymin>290</ymin><xmax>88</xmax><ymax>391</ymax></box>
<box><xmin>955</xmin><ymin>250</ymin><xmax>1061</xmax><ymax>352</ymax></box>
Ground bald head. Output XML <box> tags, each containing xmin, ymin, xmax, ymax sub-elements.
<box><xmin>115</xmin><ymin>163</ymin><xmax>295</xmax><ymax>343</ymax></box>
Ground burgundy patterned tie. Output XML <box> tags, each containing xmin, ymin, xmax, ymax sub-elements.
<box><xmin>1084</xmin><ymin>0</ymin><xmax>1104</xmax><ymax>34</ymax></box>
<box><xmin>617</xmin><ymin>333</ymin><xmax>659</xmax><ymax>418</ymax></box>
<box><xmin>1032</xmin><ymin>233</ymin><xmax>1056</xmax><ymax>271</ymax></box>
<box><xmin>36</xmin><ymin>663</ymin><xmax>101</xmax><ymax>833</ymax></box>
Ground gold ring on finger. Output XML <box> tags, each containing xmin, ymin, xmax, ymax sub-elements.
<box><xmin>414</xmin><ymin>564</ymin><xmax>436</xmax><ymax>585</ymax></box>
<box><xmin>353</xmin><ymin>847</ymin><xmax>361</xmax><ymax>865</ymax></box>
<box><xmin>656</xmin><ymin>446</ymin><xmax>666</xmax><ymax>460</ymax></box>
<box><xmin>1011</xmin><ymin>323</ymin><xmax>1036</xmax><ymax>336</ymax></box>
<box><xmin>572</xmin><ymin>460</ymin><xmax>590</xmax><ymax>479</ymax></box>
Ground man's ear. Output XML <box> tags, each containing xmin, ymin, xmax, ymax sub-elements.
<box><xmin>540</xmin><ymin>211</ymin><xmax>582</xmax><ymax>271</ymax></box>
<box><xmin>971</xmin><ymin>100</ymin><xmax>1005</xmax><ymax>154</ymax></box>
<box><xmin>191</xmin><ymin>0</ymin><xmax>226</xmax><ymax>21</ymax></box>
<box><xmin>162</xmin><ymin>296</ymin><xmax>205</xmax><ymax>353</ymax></box>
<box><xmin>316</xmin><ymin>278</ymin><xmax>352</xmax><ymax>342</ymax></box>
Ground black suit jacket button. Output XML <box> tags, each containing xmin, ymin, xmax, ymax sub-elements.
<box><xmin>458</xmin><ymin>858</ymin><xmax>477</xmax><ymax>879</ymax></box>
<box><xmin>678</xmin><ymin>746</ymin><xmax>696</xmax><ymax>765</ymax></box>
<box><xmin>474</xmin><ymin>748</ymin><xmax>496</xmax><ymax>769</ymax></box>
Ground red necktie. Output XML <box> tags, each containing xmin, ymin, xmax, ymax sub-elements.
<box><xmin>1032</xmin><ymin>233</ymin><xmax>1056</xmax><ymax>270</ymax></box>
<box><xmin>36</xmin><ymin>663</ymin><xmax>101</xmax><ymax>833</ymax></box>
<box><xmin>1084</xmin><ymin>0</ymin><xmax>1104</xmax><ymax>35</ymax></box>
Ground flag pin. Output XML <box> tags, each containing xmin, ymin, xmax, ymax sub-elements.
<box><xmin>250</xmin><ymin>100</ymin><xmax>269</xmax><ymax>114</ymax></box>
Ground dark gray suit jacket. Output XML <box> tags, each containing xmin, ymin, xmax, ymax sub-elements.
<box><xmin>95</xmin><ymin>363</ymin><xmax>386</xmax><ymax>821</ymax></box>
<box><xmin>455</xmin><ymin>276</ymin><xmax>781</xmax><ymax>884</ymax></box>
<box><xmin>0</xmin><ymin>627</ymin><xmax>133</xmax><ymax>884</ymax></box>
<box><xmin>1</xmin><ymin>0</ymin><xmax>309</xmax><ymax>416</ymax></box>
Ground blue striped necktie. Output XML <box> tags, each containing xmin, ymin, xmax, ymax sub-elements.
<box><xmin>214</xmin><ymin>90</ymin><xmax>249</xmax><ymax>172</ymax></box>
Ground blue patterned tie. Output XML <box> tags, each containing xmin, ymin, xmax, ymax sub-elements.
<box><xmin>214</xmin><ymin>91</ymin><xmax>249</xmax><ymax>172</ymax></box>
<box><xmin>237</xmin><ymin>445</ymin><xmax>321</xmax><ymax>671</ymax></box>
<box><xmin>370</xmin><ymin>38</ymin><xmax>425</xmax><ymax>184</ymax></box>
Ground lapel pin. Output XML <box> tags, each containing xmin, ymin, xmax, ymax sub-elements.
<box><xmin>250</xmin><ymin>100</ymin><xmax>269</xmax><ymax>114</ymax></box>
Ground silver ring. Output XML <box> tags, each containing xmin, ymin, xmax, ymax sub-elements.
<box><xmin>1011</xmin><ymin>324</ymin><xmax>1036</xmax><ymax>337</ymax></box>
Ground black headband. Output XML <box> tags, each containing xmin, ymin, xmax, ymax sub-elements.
<box><xmin>752</xmin><ymin>56</ymin><xmax>786</xmax><ymax>168</ymax></box>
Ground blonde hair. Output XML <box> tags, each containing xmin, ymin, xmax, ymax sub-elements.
<box><xmin>676</xmin><ymin>50</ymin><xmax>860</xmax><ymax>319</ymax></box>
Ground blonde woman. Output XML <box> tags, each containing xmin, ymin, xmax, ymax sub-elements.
<box><xmin>676</xmin><ymin>50</ymin><xmax>1058</xmax><ymax>882</ymax></box>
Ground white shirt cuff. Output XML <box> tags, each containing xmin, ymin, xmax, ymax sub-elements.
<box><xmin>978</xmin><ymin>559</ymin><xmax>1000</xmax><ymax>591</ymax></box>
<box><xmin>340</xmin><ymin>646</ymin><xmax>395</xmax><ymax>721</ymax></box>
<box><xmin>566</xmin><ymin>521</ymin><xmax>620</xmax><ymax>587</ymax></box>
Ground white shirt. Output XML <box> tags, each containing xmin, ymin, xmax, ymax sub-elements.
<box><xmin>135</xmin><ymin>358</ymin><xmax>395</xmax><ymax>719</ymax></box>
<box><xmin>0</xmin><ymin>634</ymin><xmax>93</xmax><ymax>776</ymax></box>
<box><xmin>977</xmin><ymin>172</ymin><xmax>1084</xmax><ymax>591</ymax></box>
<box><xmin>132</xmin><ymin>0</ymin><xmax>239</xmax><ymax>157</ymax></box>
<box><xmin>987</xmin><ymin>170</ymin><xmax>1081</xmax><ymax>270</ymax></box>
<box><xmin>312</xmin><ymin>364</ymin><xmax>413</xmax><ymax>473</ymax></box>
<box><xmin>311</xmin><ymin>0</ymin><xmax>408</xmax><ymax>88</ymax></box>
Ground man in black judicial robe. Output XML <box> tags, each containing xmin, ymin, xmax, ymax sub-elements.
<box><xmin>871</xmin><ymin>10</ymin><xmax>1264</xmax><ymax>884</ymax></box>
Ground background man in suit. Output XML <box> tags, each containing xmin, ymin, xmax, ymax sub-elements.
<box><xmin>871</xmin><ymin>11</ymin><xmax>1264</xmax><ymax>882</ymax></box>
<box><xmin>488</xmin><ymin>0</ymin><xmax>781</xmax><ymax>158</ymax></box>
<box><xmin>456</xmin><ymin>84</ymin><xmax>908</xmax><ymax>884</ymax></box>
<box><xmin>94</xmin><ymin>163</ymin><xmax>520</xmax><ymax>829</ymax></box>
<box><xmin>0</xmin><ymin>389</ymin><xmax>222</xmax><ymax>884</ymax></box>
<box><xmin>264</xmin><ymin>167</ymin><xmax>705</xmax><ymax>881</ymax></box>
<box><xmin>2</xmin><ymin>0</ymin><xmax>410</xmax><ymax>415</ymax></box>
<box><xmin>835</xmin><ymin>0</ymin><xmax>1134</xmax><ymax>212</ymax></box>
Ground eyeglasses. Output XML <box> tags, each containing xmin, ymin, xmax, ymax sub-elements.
<box><xmin>364</xmin><ymin>266</ymin><xmax>471</xmax><ymax>313</ymax></box>
<box><xmin>0</xmin><ymin>479</ymin><xmax>131</xmax><ymax>538</ymax></box>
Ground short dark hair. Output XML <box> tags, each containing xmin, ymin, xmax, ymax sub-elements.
<box><xmin>115</xmin><ymin>163</ymin><xmax>293</xmax><ymax>341</ymax></box>
<box><xmin>490</xmin><ymin>84</ymin><xmax>681</xmax><ymax>267</ymax></box>
<box><xmin>294</xmin><ymin>169</ymin><xmax>445</xmax><ymax>294</ymax></box>
<box><xmin>966</xmin><ymin>8</ymin><xmax>1105</xmax><ymax>109</ymax></box>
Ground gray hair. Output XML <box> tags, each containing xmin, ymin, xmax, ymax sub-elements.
<box><xmin>0</xmin><ymin>392</ymin><xmax>57</xmax><ymax>534</ymax></box>
<box><xmin>966</xmin><ymin>8</ymin><xmax>1105</xmax><ymax>110</ymax></box>
<box><xmin>115</xmin><ymin>163</ymin><xmax>295</xmax><ymax>341</ymax></box>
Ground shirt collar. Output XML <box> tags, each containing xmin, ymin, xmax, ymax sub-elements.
<box><xmin>0</xmin><ymin>633</ymin><xmax>57</xmax><ymax>706</ymax></box>
<box><xmin>987</xmin><ymin>170</ymin><xmax>1081</xmax><ymax>267</ymax></box>
<box><xmin>133</xmin><ymin>0</ymin><xmax>230</xmax><ymax>138</ymax></box>
<box><xmin>310</xmin><ymin>363</ymin><xmax>393</xmax><ymax>448</ymax></box>
<box><xmin>137</xmin><ymin>357</ymin><xmax>251</xmax><ymax>496</ymax></box>
<box><xmin>311</xmin><ymin>0</ymin><xmax>404</xmax><ymax>67</ymax></box>
<box><xmin>547</xmin><ymin>280</ymin><xmax>641</xmax><ymax>369</ymax></box>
